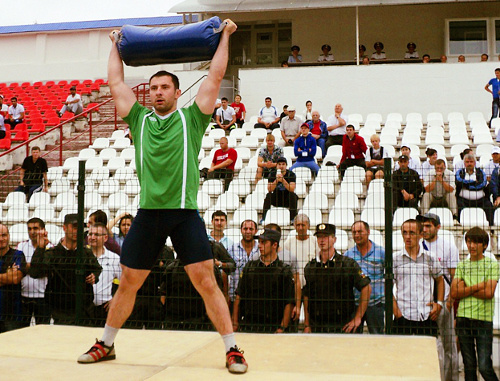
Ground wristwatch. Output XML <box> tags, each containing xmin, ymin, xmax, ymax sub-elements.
<box><xmin>437</xmin><ymin>301</ymin><xmax>445</xmax><ymax>308</ymax></box>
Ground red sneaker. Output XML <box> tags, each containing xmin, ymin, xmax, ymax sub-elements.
<box><xmin>77</xmin><ymin>339</ymin><xmax>116</xmax><ymax>364</ymax></box>
<box><xmin>226</xmin><ymin>346</ymin><xmax>248</xmax><ymax>374</ymax></box>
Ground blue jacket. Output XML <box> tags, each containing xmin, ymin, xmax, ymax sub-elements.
<box><xmin>294</xmin><ymin>133</ymin><xmax>317</xmax><ymax>162</ymax></box>
<box><xmin>455</xmin><ymin>167</ymin><xmax>488</xmax><ymax>195</ymax></box>
<box><xmin>306</xmin><ymin>120</ymin><xmax>328</xmax><ymax>140</ymax></box>
<box><xmin>491</xmin><ymin>166</ymin><xmax>500</xmax><ymax>198</ymax></box>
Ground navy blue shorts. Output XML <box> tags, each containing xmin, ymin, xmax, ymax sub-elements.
<box><xmin>120</xmin><ymin>209</ymin><xmax>213</xmax><ymax>270</ymax></box>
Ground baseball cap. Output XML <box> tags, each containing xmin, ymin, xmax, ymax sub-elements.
<box><xmin>398</xmin><ymin>155</ymin><xmax>409</xmax><ymax>161</ymax></box>
<box><xmin>276</xmin><ymin>157</ymin><xmax>287</xmax><ymax>164</ymax></box>
<box><xmin>287</xmin><ymin>105</ymin><xmax>296</xmax><ymax>112</ymax></box>
<box><xmin>314</xmin><ymin>223</ymin><xmax>336</xmax><ymax>236</ymax></box>
<box><xmin>416</xmin><ymin>213</ymin><xmax>441</xmax><ymax>225</ymax></box>
<box><xmin>254</xmin><ymin>228</ymin><xmax>281</xmax><ymax>243</ymax></box>
<box><xmin>492</xmin><ymin>146</ymin><xmax>500</xmax><ymax>155</ymax></box>
<box><xmin>63</xmin><ymin>213</ymin><xmax>79</xmax><ymax>225</ymax></box>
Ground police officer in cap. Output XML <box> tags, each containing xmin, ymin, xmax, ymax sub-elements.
<box><xmin>303</xmin><ymin>223</ymin><xmax>372</xmax><ymax>333</ymax></box>
<box><xmin>232</xmin><ymin>228</ymin><xmax>295</xmax><ymax>333</ymax></box>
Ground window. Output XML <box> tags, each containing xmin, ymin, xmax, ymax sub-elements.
<box><xmin>496</xmin><ymin>20</ymin><xmax>500</xmax><ymax>55</ymax></box>
<box><xmin>448</xmin><ymin>20</ymin><xmax>487</xmax><ymax>55</ymax></box>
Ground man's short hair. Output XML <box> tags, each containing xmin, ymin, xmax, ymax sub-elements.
<box><xmin>435</xmin><ymin>158</ymin><xmax>446</xmax><ymax>167</ymax></box>
<box><xmin>460</xmin><ymin>148</ymin><xmax>473</xmax><ymax>159</ymax></box>
<box><xmin>351</xmin><ymin>220</ymin><xmax>370</xmax><ymax>231</ymax></box>
<box><xmin>495</xmin><ymin>68</ymin><xmax>500</xmax><ymax>73</ymax></box>
<box><xmin>11</xmin><ymin>97</ymin><xmax>17</xmax><ymax>101</ymax></box>
<box><xmin>370</xmin><ymin>134</ymin><xmax>380</xmax><ymax>141</ymax></box>
<box><xmin>27</xmin><ymin>217</ymin><xmax>45</xmax><ymax>229</ymax></box>
<box><xmin>91</xmin><ymin>222</ymin><xmax>109</xmax><ymax>235</ymax></box>
<box><xmin>266</xmin><ymin>134</ymin><xmax>275</xmax><ymax>142</ymax></box>
<box><xmin>402</xmin><ymin>218</ymin><xmax>423</xmax><ymax>233</ymax></box>
<box><xmin>89</xmin><ymin>209</ymin><xmax>108</xmax><ymax>224</ymax></box>
<box><xmin>346</xmin><ymin>124</ymin><xmax>355</xmax><ymax>130</ymax></box>
<box><xmin>149</xmin><ymin>70</ymin><xmax>180</xmax><ymax>90</ymax></box>
<box><xmin>264</xmin><ymin>223</ymin><xmax>281</xmax><ymax>234</ymax></box>
<box><xmin>212</xmin><ymin>210</ymin><xmax>227</xmax><ymax>221</ymax></box>
<box><xmin>463</xmin><ymin>153</ymin><xmax>476</xmax><ymax>162</ymax></box>
<box><xmin>265</xmin><ymin>97</ymin><xmax>272</xmax><ymax>101</ymax></box>
<box><xmin>425</xmin><ymin>148</ymin><xmax>437</xmax><ymax>157</ymax></box>
<box><xmin>221</xmin><ymin>97</ymin><xmax>228</xmax><ymax>102</ymax></box>
<box><xmin>31</xmin><ymin>146</ymin><xmax>40</xmax><ymax>152</ymax></box>
<box><xmin>294</xmin><ymin>214</ymin><xmax>310</xmax><ymax>226</ymax></box>
<box><xmin>422</xmin><ymin>54</ymin><xmax>430</xmax><ymax>59</ymax></box>
<box><xmin>465</xmin><ymin>227</ymin><xmax>489</xmax><ymax>250</ymax></box>
<box><xmin>240</xmin><ymin>219</ymin><xmax>257</xmax><ymax>230</ymax></box>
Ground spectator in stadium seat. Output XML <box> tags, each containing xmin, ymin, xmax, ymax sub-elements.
<box><xmin>214</xmin><ymin>97</ymin><xmax>236</xmax><ymax>131</ymax></box>
<box><xmin>481</xmin><ymin>53</ymin><xmax>489</xmax><ymax>62</ymax></box>
<box><xmin>453</xmin><ymin>148</ymin><xmax>473</xmax><ymax>174</ymax></box>
<box><xmin>262</xmin><ymin>157</ymin><xmax>298</xmax><ymax>223</ymax></box>
<box><xmin>302</xmin><ymin>100</ymin><xmax>313</xmax><ymax>122</ymax></box>
<box><xmin>306</xmin><ymin>110</ymin><xmax>328</xmax><ymax>157</ymax></box>
<box><xmin>394</xmin><ymin>144</ymin><xmax>422</xmax><ymax>177</ymax></box>
<box><xmin>451</xmin><ymin>227</ymin><xmax>499</xmax><ymax>381</ymax></box>
<box><xmin>227</xmin><ymin>220</ymin><xmax>259</xmax><ymax>307</ymax></box>
<box><xmin>483</xmin><ymin>146</ymin><xmax>500</xmax><ymax>181</ymax></box>
<box><xmin>89</xmin><ymin>223</ymin><xmax>121</xmax><ymax>327</ymax></box>
<box><xmin>57</xmin><ymin>86</ymin><xmax>83</xmax><ymax>118</ymax></box>
<box><xmin>288</xmin><ymin>45</ymin><xmax>302</xmax><ymax>63</ymax></box>
<box><xmin>325</xmin><ymin>103</ymin><xmax>348</xmax><ymax>150</ymax></box>
<box><xmin>338</xmin><ymin>124</ymin><xmax>367</xmax><ymax>180</ymax></box>
<box><xmin>280</xmin><ymin>105</ymin><xmax>302</xmax><ymax>147</ymax></box>
<box><xmin>255</xmin><ymin>134</ymin><xmax>283</xmax><ymax>183</ymax></box>
<box><xmin>0</xmin><ymin>95</ymin><xmax>8</xmax><ymax>119</ymax></box>
<box><xmin>371</xmin><ymin>42</ymin><xmax>386</xmax><ymax>60</ymax></box>
<box><xmin>207</xmin><ymin>136</ymin><xmax>237</xmax><ymax>191</ymax></box>
<box><xmin>17</xmin><ymin>218</ymin><xmax>52</xmax><ymax>328</ymax></box>
<box><xmin>0</xmin><ymin>114</ymin><xmax>5</xmax><ymax>140</ymax></box>
<box><xmin>345</xmin><ymin>220</ymin><xmax>385</xmax><ymax>334</ymax></box>
<box><xmin>455</xmin><ymin>154</ymin><xmax>494</xmax><ymax>226</ymax></box>
<box><xmin>365</xmin><ymin>134</ymin><xmax>390</xmax><ymax>187</ymax></box>
<box><xmin>254</xmin><ymin>97</ymin><xmax>280</xmax><ymax>132</ymax></box>
<box><xmin>393</xmin><ymin>219</ymin><xmax>444</xmax><ymax>336</ymax></box>
<box><xmin>230</xmin><ymin>95</ymin><xmax>246</xmax><ymax>129</ymax></box>
<box><xmin>0</xmin><ymin>223</ymin><xmax>27</xmax><ymax>333</ymax></box>
<box><xmin>421</xmin><ymin>159</ymin><xmax>458</xmax><ymax>217</ymax></box>
<box><xmin>303</xmin><ymin>223</ymin><xmax>371</xmax><ymax>334</ymax></box>
<box><xmin>233</xmin><ymin>228</ymin><xmax>294</xmax><ymax>333</ymax></box>
<box><xmin>362</xmin><ymin>57</ymin><xmax>370</xmax><ymax>65</ymax></box>
<box><xmin>440</xmin><ymin>55</ymin><xmax>448</xmax><ymax>63</ymax></box>
<box><xmin>393</xmin><ymin>155</ymin><xmax>423</xmax><ymax>210</ymax></box>
<box><xmin>357</xmin><ymin>44</ymin><xmax>368</xmax><ymax>62</ymax></box>
<box><xmin>86</xmin><ymin>210</ymin><xmax>121</xmax><ymax>255</ymax></box>
<box><xmin>422</xmin><ymin>54</ymin><xmax>431</xmax><ymax>64</ymax></box>
<box><xmin>484</xmin><ymin>68</ymin><xmax>500</xmax><ymax>128</ymax></box>
<box><xmin>15</xmin><ymin>146</ymin><xmax>48</xmax><ymax>201</ymax></box>
<box><xmin>404</xmin><ymin>42</ymin><xmax>419</xmax><ymax>59</ymax></box>
<box><xmin>4</xmin><ymin>97</ymin><xmax>24</xmax><ymax>128</ymax></box>
<box><xmin>317</xmin><ymin>44</ymin><xmax>334</xmax><ymax>62</ymax></box>
<box><xmin>290</xmin><ymin>123</ymin><xmax>320</xmax><ymax>175</ymax></box>
<box><xmin>280</xmin><ymin>105</ymin><xmax>288</xmax><ymax>122</ymax></box>
<box><xmin>458</xmin><ymin>55</ymin><xmax>466</xmax><ymax>63</ymax></box>
<box><xmin>488</xmin><ymin>163</ymin><xmax>500</xmax><ymax>213</ymax></box>
<box><xmin>421</xmin><ymin>148</ymin><xmax>438</xmax><ymax>180</ymax></box>
<box><xmin>208</xmin><ymin>210</ymin><xmax>234</xmax><ymax>251</ymax></box>
<box><xmin>107</xmin><ymin>212</ymin><xmax>134</xmax><ymax>249</ymax></box>
<box><xmin>30</xmin><ymin>214</ymin><xmax>101</xmax><ymax>326</ymax></box>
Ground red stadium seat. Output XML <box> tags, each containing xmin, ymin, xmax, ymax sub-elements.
<box><xmin>0</xmin><ymin>138</ymin><xmax>11</xmax><ymax>150</ymax></box>
<box><xmin>46</xmin><ymin>117</ymin><xmax>60</xmax><ymax>126</ymax></box>
<box><xmin>82</xmin><ymin>80</ymin><xmax>92</xmax><ymax>86</ymax></box>
<box><xmin>70</xmin><ymin>80</ymin><xmax>80</xmax><ymax>86</ymax></box>
<box><xmin>13</xmin><ymin>123</ymin><xmax>27</xmax><ymax>131</ymax></box>
<box><xmin>21</xmin><ymin>82</ymin><xmax>31</xmax><ymax>88</ymax></box>
<box><xmin>86</xmin><ymin>103</ymin><xmax>100</xmax><ymax>112</ymax></box>
<box><xmin>8</xmin><ymin>82</ymin><xmax>19</xmax><ymax>89</ymax></box>
<box><xmin>33</xmin><ymin>81</ymin><xmax>43</xmax><ymax>88</ymax></box>
<box><xmin>45</xmin><ymin>81</ymin><xmax>55</xmax><ymax>88</ymax></box>
<box><xmin>94</xmin><ymin>79</ymin><xmax>107</xmax><ymax>85</ymax></box>
<box><xmin>11</xmin><ymin>130</ymin><xmax>29</xmax><ymax>142</ymax></box>
<box><xmin>57</xmin><ymin>80</ymin><xmax>68</xmax><ymax>88</ymax></box>
<box><xmin>29</xmin><ymin>123</ymin><xmax>45</xmax><ymax>133</ymax></box>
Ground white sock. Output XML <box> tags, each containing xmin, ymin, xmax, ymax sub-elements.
<box><xmin>101</xmin><ymin>324</ymin><xmax>119</xmax><ymax>347</ymax></box>
<box><xmin>222</xmin><ymin>333</ymin><xmax>237</xmax><ymax>352</ymax></box>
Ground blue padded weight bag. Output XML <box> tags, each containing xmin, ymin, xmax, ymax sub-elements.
<box><xmin>117</xmin><ymin>16</ymin><xmax>225</xmax><ymax>67</ymax></box>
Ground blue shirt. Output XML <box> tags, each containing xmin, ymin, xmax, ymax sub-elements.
<box><xmin>344</xmin><ymin>240</ymin><xmax>385</xmax><ymax>306</ymax></box>
<box><xmin>488</xmin><ymin>77</ymin><xmax>500</xmax><ymax>99</ymax></box>
<box><xmin>208</xmin><ymin>234</ymin><xmax>234</xmax><ymax>251</ymax></box>
<box><xmin>227</xmin><ymin>240</ymin><xmax>260</xmax><ymax>301</ymax></box>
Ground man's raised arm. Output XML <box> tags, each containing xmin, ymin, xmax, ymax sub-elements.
<box><xmin>108</xmin><ymin>30</ymin><xmax>137</xmax><ymax>119</ymax></box>
<box><xmin>195</xmin><ymin>20</ymin><xmax>237</xmax><ymax>115</ymax></box>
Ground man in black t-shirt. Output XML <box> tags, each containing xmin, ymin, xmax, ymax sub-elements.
<box><xmin>262</xmin><ymin>157</ymin><xmax>299</xmax><ymax>223</ymax></box>
<box><xmin>15</xmin><ymin>146</ymin><xmax>48</xmax><ymax>201</ymax></box>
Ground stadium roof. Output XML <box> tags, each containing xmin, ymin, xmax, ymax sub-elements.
<box><xmin>0</xmin><ymin>15</ymin><xmax>196</xmax><ymax>35</ymax></box>
<box><xmin>170</xmin><ymin>0</ymin><xmax>496</xmax><ymax>13</ymax></box>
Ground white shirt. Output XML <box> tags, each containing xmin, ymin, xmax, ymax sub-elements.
<box><xmin>8</xmin><ymin>104</ymin><xmax>24</xmax><ymax>119</ymax></box>
<box><xmin>404</xmin><ymin>51</ymin><xmax>419</xmax><ymax>59</ymax></box>
<box><xmin>420</xmin><ymin>160</ymin><xmax>435</xmax><ymax>179</ymax></box>
<box><xmin>66</xmin><ymin>93</ymin><xmax>83</xmax><ymax>108</ymax></box>
<box><xmin>326</xmin><ymin>112</ymin><xmax>348</xmax><ymax>136</ymax></box>
<box><xmin>365</xmin><ymin>146</ymin><xmax>391</xmax><ymax>162</ymax></box>
<box><xmin>92</xmin><ymin>248</ymin><xmax>121</xmax><ymax>306</ymax></box>
<box><xmin>283</xmin><ymin>235</ymin><xmax>318</xmax><ymax>286</ymax></box>
<box><xmin>216</xmin><ymin>105</ymin><xmax>235</xmax><ymax>122</ymax></box>
<box><xmin>259</xmin><ymin>105</ymin><xmax>279</xmax><ymax>124</ymax></box>
<box><xmin>423</xmin><ymin>236</ymin><xmax>459</xmax><ymax>301</ymax></box>
<box><xmin>371</xmin><ymin>52</ymin><xmax>386</xmax><ymax>60</ymax></box>
<box><xmin>17</xmin><ymin>240</ymin><xmax>52</xmax><ymax>298</ymax></box>
<box><xmin>393</xmin><ymin>243</ymin><xmax>443</xmax><ymax>321</ymax></box>
<box><xmin>483</xmin><ymin>160</ymin><xmax>500</xmax><ymax>178</ymax></box>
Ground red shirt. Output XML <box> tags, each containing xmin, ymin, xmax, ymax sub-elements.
<box><xmin>230</xmin><ymin>102</ymin><xmax>246</xmax><ymax>120</ymax></box>
<box><xmin>340</xmin><ymin>134</ymin><xmax>367</xmax><ymax>163</ymax></box>
<box><xmin>212</xmin><ymin>148</ymin><xmax>238</xmax><ymax>170</ymax></box>
<box><xmin>310</xmin><ymin>120</ymin><xmax>322</xmax><ymax>135</ymax></box>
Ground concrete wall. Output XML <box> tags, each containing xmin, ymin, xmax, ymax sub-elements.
<box><xmin>239</xmin><ymin>61</ymin><xmax>500</xmax><ymax>121</ymax></box>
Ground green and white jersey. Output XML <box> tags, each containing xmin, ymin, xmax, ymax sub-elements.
<box><xmin>124</xmin><ymin>101</ymin><xmax>211</xmax><ymax>209</ymax></box>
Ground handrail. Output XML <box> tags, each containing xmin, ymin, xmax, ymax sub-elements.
<box><xmin>0</xmin><ymin>83</ymin><xmax>148</xmax><ymax>182</ymax></box>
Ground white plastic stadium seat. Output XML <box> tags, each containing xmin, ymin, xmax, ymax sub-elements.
<box><xmin>460</xmin><ymin>208</ymin><xmax>489</xmax><ymax>229</ymax></box>
<box><xmin>360</xmin><ymin>208</ymin><xmax>385</xmax><ymax>229</ymax></box>
<box><xmin>264</xmin><ymin>207</ymin><xmax>290</xmax><ymax>227</ymax></box>
<box><xmin>328</xmin><ymin>208</ymin><xmax>354</xmax><ymax>229</ymax></box>
<box><xmin>231</xmin><ymin>208</ymin><xmax>258</xmax><ymax>227</ymax></box>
